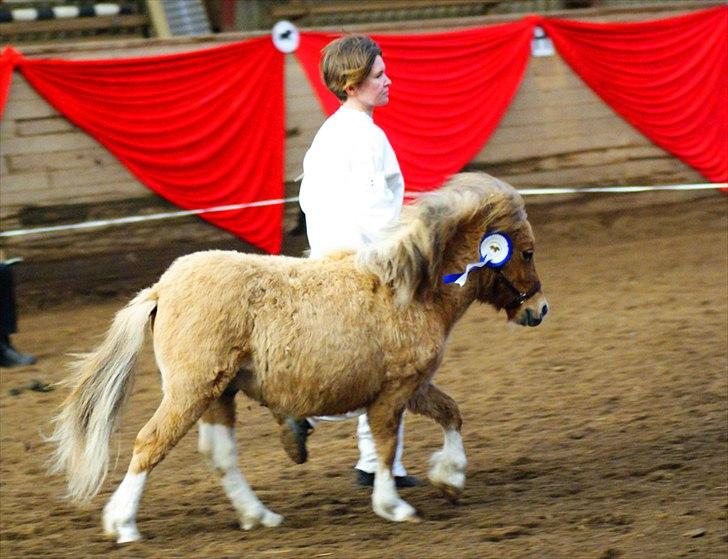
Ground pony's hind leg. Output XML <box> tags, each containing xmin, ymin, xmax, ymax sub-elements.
<box><xmin>366</xmin><ymin>392</ymin><xmax>420</xmax><ymax>523</ymax></box>
<box><xmin>197</xmin><ymin>389</ymin><xmax>282</xmax><ymax>530</ymax></box>
<box><xmin>103</xmin><ymin>380</ymin><xmax>222</xmax><ymax>543</ymax></box>
<box><xmin>407</xmin><ymin>383</ymin><xmax>466</xmax><ymax>503</ymax></box>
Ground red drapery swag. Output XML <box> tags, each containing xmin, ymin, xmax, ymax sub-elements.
<box><xmin>542</xmin><ymin>6</ymin><xmax>728</xmax><ymax>183</ymax></box>
<box><xmin>296</xmin><ymin>19</ymin><xmax>536</xmax><ymax>192</ymax></box>
<box><xmin>0</xmin><ymin>47</ymin><xmax>20</xmax><ymax>119</ymax></box>
<box><xmin>8</xmin><ymin>39</ymin><xmax>285</xmax><ymax>253</ymax></box>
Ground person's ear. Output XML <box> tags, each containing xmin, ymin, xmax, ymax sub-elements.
<box><xmin>345</xmin><ymin>84</ymin><xmax>357</xmax><ymax>97</ymax></box>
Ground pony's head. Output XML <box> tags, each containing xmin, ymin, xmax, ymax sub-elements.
<box><xmin>469</xmin><ymin>216</ymin><xmax>548</xmax><ymax>327</ymax></box>
<box><xmin>357</xmin><ymin>173</ymin><xmax>548</xmax><ymax>327</ymax></box>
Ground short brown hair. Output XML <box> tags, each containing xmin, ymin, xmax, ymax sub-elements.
<box><xmin>320</xmin><ymin>35</ymin><xmax>382</xmax><ymax>102</ymax></box>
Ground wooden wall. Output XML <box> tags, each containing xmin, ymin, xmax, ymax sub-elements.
<box><xmin>0</xmin><ymin>3</ymin><xmax>714</xmax><ymax>307</ymax></box>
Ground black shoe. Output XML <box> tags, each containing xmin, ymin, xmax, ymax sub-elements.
<box><xmin>355</xmin><ymin>469</ymin><xmax>375</xmax><ymax>486</ymax></box>
<box><xmin>280</xmin><ymin>417</ymin><xmax>313</xmax><ymax>464</ymax></box>
<box><xmin>355</xmin><ymin>468</ymin><xmax>421</xmax><ymax>488</ymax></box>
<box><xmin>0</xmin><ymin>342</ymin><xmax>36</xmax><ymax>368</ymax></box>
<box><xmin>395</xmin><ymin>474</ymin><xmax>421</xmax><ymax>488</ymax></box>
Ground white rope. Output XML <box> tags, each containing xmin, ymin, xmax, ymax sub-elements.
<box><xmin>516</xmin><ymin>183</ymin><xmax>726</xmax><ymax>195</ymax></box>
<box><xmin>0</xmin><ymin>197</ymin><xmax>296</xmax><ymax>238</ymax></box>
<box><xmin>0</xmin><ymin>182</ymin><xmax>724</xmax><ymax>239</ymax></box>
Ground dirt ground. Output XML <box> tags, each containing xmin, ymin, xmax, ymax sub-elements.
<box><xmin>1</xmin><ymin>190</ymin><xmax>726</xmax><ymax>558</ymax></box>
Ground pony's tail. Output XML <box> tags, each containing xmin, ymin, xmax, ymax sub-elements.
<box><xmin>47</xmin><ymin>287</ymin><xmax>158</xmax><ymax>503</ymax></box>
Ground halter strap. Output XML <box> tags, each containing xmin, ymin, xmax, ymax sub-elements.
<box><xmin>496</xmin><ymin>272</ymin><xmax>542</xmax><ymax>310</ymax></box>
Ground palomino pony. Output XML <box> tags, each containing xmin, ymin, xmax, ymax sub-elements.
<box><xmin>49</xmin><ymin>172</ymin><xmax>548</xmax><ymax>543</ymax></box>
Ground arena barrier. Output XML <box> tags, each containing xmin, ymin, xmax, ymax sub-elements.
<box><xmin>1</xmin><ymin>182</ymin><xmax>724</xmax><ymax>239</ymax></box>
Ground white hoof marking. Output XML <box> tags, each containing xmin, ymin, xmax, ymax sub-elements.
<box><xmin>262</xmin><ymin>510</ymin><xmax>284</xmax><ymax>527</ymax></box>
<box><xmin>428</xmin><ymin>430</ymin><xmax>467</xmax><ymax>497</ymax></box>
<box><xmin>103</xmin><ymin>471</ymin><xmax>147</xmax><ymax>544</ymax></box>
<box><xmin>373</xmin><ymin>497</ymin><xmax>419</xmax><ymax>522</ymax></box>
<box><xmin>372</xmin><ymin>466</ymin><xmax>420</xmax><ymax>522</ymax></box>
<box><xmin>103</xmin><ymin>504</ymin><xmax>143</xmax><ymax>543</ymax></box>
<box><xmin>241</xmin><ymin>507</ymin><xmax>283</xmax><ymax>530</ymax></box>
<box><xmin>115</xmin><ymin>524</ymin><xmax>142</xmax><ymax>544</ymax></box>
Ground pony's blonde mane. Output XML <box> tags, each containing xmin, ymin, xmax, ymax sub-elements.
<box><xmin>356</xmin><ymin>173</ymin><xmax>526</xmax><ymax>305</ymax></box>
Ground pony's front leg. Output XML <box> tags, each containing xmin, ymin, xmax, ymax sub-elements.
<box><xmin>366</xmin><ymin>398</ymin><xmax>420</xmax><ymax>523</ymax></box>
<box><xmin>407</xmin><ymin>383</ymin><xmax>466</xmax><ymax>503</ymax></box>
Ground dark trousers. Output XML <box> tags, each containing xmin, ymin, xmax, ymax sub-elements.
<box><xmin>0</xmin><ymin>263</ymin><xmax>18</xmax><ymax>341</ymax></box>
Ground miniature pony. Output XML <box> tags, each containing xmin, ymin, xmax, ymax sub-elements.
<box><xmin>49</xmin><ymin>173</ymin><xmax>548</xmax><ymax>543</ymax></box>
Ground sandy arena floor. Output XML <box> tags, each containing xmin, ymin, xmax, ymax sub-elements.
<box><xmin>0</xmin><ymin>190</ymin><xmax>726</xmax><ymax>558</ymax></box>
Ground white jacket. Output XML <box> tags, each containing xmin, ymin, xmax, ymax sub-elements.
<box><xmin>299</xmin><ymin>106</ymin><xmax>405</xmax><ymax>257</ymax></box>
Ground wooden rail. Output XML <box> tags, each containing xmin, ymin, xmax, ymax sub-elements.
<box><xmin>8</xmin><ymin>0</ymin><xmax>722</xmax><ymax>54</ymax></box>
<box><xmin>270</xmin><ymin>0</ymin><xmax>502</xmax><ymax>19</ymax></box>
<box><xmin>0</xmin><ymin>14</ymin><xmax>149</xmax><ymax>35</ymax></box>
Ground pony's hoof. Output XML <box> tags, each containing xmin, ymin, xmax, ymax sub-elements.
<box><xmin>103</xmin><ymin>510</ymin><xmax>142</xmax><ymax>543</ymax></box>
<box><xmin>373</xmin><ymin>498</ymin><xmax>420</xmax><ymax>523</ymax></box>
<box><xmin>428</xmin><ymin>449</ymin><xmax>466</xmax><ymax>503</ymax></box>
<box><xmin>262</xmin><ymin>510</ymin><xmax>284</xmax><ymax>528</ymax></box>
<box><xmin>433</xmin><ymin>481</ymin><xmax>462</xmax><ymax>504</ymax></box>
<box><xmin>241</xmin><ymin>508</ymin><xmax>283</xmax><ymax>530</ymax></box>
<box><xmin>116</xmin><ymin>528</ymin><xmax>142</xmax><ymax>544</ymax></box>
<box><xmin>103</xmin><ymin>522</ymin><xmax>142</xmax><ymax>544</ymax></box>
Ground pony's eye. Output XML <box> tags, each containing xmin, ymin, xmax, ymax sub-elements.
<box><xmin>522</xmin><ymin>250</ymin><xmax>534</xmax><ymax>262</ymax></box>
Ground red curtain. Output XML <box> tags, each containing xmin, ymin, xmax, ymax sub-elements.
<box><xmin>542</xmin><ymin>6</ymin><xmax>728</xmax><ymax>183</ymax></box>
<box><xmin>16</xmin><ymin>38</ymin><xmax>285</xmax><ymax>253</ymax></box>
<box><xmin>296</xmin><ymin>19</ymin><xmax>536</xmax><ymax>192</ymax></box>
<box><xmin>0</xmin><ymin>47</ymin><xmax>20</xmax><ymax>119</ymax></box>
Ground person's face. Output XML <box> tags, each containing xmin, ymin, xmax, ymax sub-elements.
<box><xmin>346</xmin><ymin>55</ymin><xmax>391</xmax><ymax>110</ymax></box>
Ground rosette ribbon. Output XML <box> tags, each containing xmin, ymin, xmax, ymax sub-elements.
<box><xmin>443</xmin><ymin>231</ymin><xmax>512</xmax><ymax>287</ymax></box>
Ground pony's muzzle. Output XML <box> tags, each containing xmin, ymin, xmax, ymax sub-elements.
<box><xmin>516</xmin><ymin>296</ymin><xmax>548</xmax><ymax>327</ymax></box>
